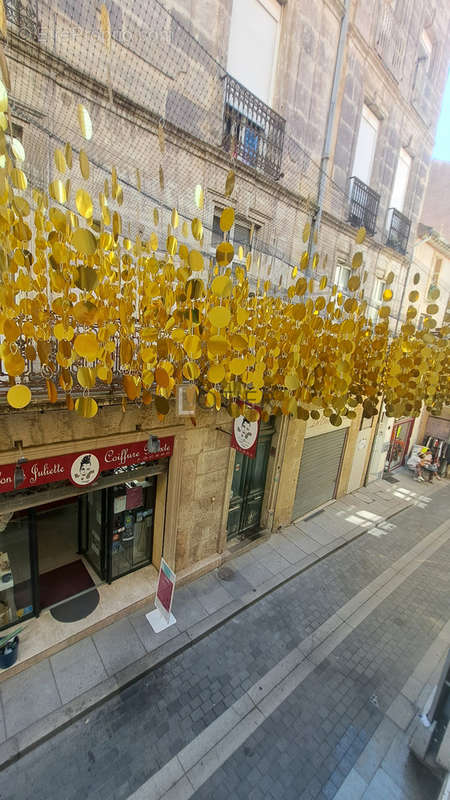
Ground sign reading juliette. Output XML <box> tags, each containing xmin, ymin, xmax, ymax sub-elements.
<box><xmin>231</xmin><ymin>410</ymin><xmax>261</xmax><ymax>459</ymax></box>
<box><xmin>0</xmin><ymin>437</ymin><xmax>174</xmax><ymax>494</ymax></box>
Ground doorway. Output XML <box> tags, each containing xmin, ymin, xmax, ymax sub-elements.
<box><xmin>34</xmin><ymin>475</ymin><xmax>157</xmax><ymax>611</ymax></box>
<box><xmin>227</xmin><ymin>423</ymin><xmax>274</xmax><ymax>539</ymax></box>
<box><xmin>79</xmin><ymin>476</ymin><xmax>157</xmax><ymax>583</ymax></box>
<box><xmin>1</xmin><ymin>466</ymin><xmax>163</xmax><ymax>631</ymax></box>
<box><xmin>385</xmin><ymin>418</ymin><xmax>414</xmax><ymax>471</ymax></box>
<box><xmin>35</xmin><ymin>497</ymin><xmax>98</xmax><ymax>611</ymax></box>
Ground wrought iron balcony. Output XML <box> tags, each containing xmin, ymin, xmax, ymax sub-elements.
<box><xmin>4</xmin><ymin>0</ymin><xmax>40</xmax><ymax>41</ymax></box>
<box><xmin>222</xmin><ymin>74</ymin><xmax>285</xmax><ymax>180</ymax></box>
<box><xmin>386</xmin><ymin>208</ymin><xmax>411</xmax><ymax>255</ymax></box>
<box><xmin>348</xmin><ymin>176</ymin><xmax>380</xmax><ymax>237</ymax></box>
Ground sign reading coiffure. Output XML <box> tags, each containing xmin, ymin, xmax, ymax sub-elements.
<box><xmin>0</xmin><ymin>437</ymin><xmax>174</xmax><ymax>494</ymax></box>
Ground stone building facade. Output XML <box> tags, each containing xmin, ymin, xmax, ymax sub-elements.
<box><xmin>0</xmin><ymin>0</ymin><xmax>449</xmax><ymax>669</ymax></box>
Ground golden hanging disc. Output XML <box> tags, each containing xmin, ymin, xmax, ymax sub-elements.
<box><xmin>72</xmin><ymin>227</ymin><xmax>97</xmax><ymax>255</ymax></box>
<box><xmin>79</xmin><ymin>149</ymin><xmax>90</xmax><ymax>180</ymax></box>
<box><xmin>191</xmin><ymin>218</ymin><xmax>203</xmax><ymax>241</ymax></box>
<box><xmin>77</xmin><ymin>104</ymin><xmax>93</xmax><ymax>140</ymax></box>
<box><xmin>75</xmin><ymin>397</ymin><xmax>98</xmax><ymax>418</ymax></box>
<box><xmin>155</xmin><ymin>395</ymin><xmax>169</xmax><ymax>415</ymax></box>
<box><xmin>211</xmin><ymin>274</ymin><xmax>233</xmax><ymax>298</ymax></box>
<box><xmin>352</xmin><ymin>252</ymin><xmax>363</xmax><ymax>269</ymax></box>
<box><xmin>225</xmin><ymin>169</ymin><xmax>235</xmax><ymax>197</ymax></box>
<box><xmin>208</xmin><ymin>306</ymin><xmax>231</xmax><ymax>328</ymax></box>
<box><xmin>194</xmin><ymin>184</ymin><xmax>204</xmax><ymax>210</ymax></box>
<box><xmin>188</xmin><ymin>249</ymin><xmax>204</xmax><ymax>271</ymax></box>
<box><xmin>216</xmin><ymin>241</ymin><xmax>234</xmax><ymax>267</ymax></box>
<box><xmin>7</xmin><ymin>384</ymin><xmax>31</xmax><ymax>409</ymax></box>
<box><xmin>49</xmin><ymin>179</ymin><xmax>66</xmax><ymax>203</ymax></box>
<box><xmin>76</xmin><ymin>188</ymin><xmax>93</xmax><ymax>219</ymax></box>
<box><xmin>220</xmin><ymin>207</ymin><xmax>235</xmax><ymax>232</ymax></box>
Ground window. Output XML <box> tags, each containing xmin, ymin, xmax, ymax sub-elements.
<box><xmin>427</xmin><ymin>257</ymin><xmax>442</xmax><ymax>299</ymax></box>
<box><xmin>234</xmin><ymin>220</ymin><xmax>252</xmax><ymax>252</ymax></box>
<box><xmin>388</xmin><ymin>148</ymin><xmax>411</xmax><ymax>216</ymax></box>
<box><xmin>373</xmin><ymin>278</ymin><xmax>386</xmax><ymax>304</ymax></box>
<box><xmin>334</xmin><ymin>260</ymin><xmax>351</xmax><ymax>291</ymax></box>
<box><xmin>211</xmin><ymin>212</ymin><xmax>222</xmax><ymax>249</ymax></box>
<box><xmin>352</xmin><ymin>105</ymin><xmax>379</xmax><ymax>186</ymax></box>
<box><xmin>5</xmin><ymin>122</ymin><xmax>24</xmax><ymax>157</ymax></box>
<box><xmin>227</xmin><ymin>0</ymin><xmax>281</xmax><ymax>105</ymax></box>
<box><xmin>4</xmin><ymin>0</ymin><xmax>40</xmax><ymax>41</ymax></box>
<box><xmin>413</xmin><ymin>30</ymin><xmax>433</xmax><ymax>99</ymax></box>
<box><xmin>420</xmin><ymin>30</ymin><xmax>433</xmax><ymax>75</ymax></box>
<box><xmin>11</xmin><ymin>122</ymin><xmax>23</xmax><ymax>142</ymax></box>
<box><xmin>223</xmin><ymin>105</ymin><xmax>264</xmax><ymax>170</ymax></box>
<box><xmin>432</xmin><ymin>257</ymin><xmax>442</xmax><ymax>284</ymax></box>
<box><xmin>375</xmin><ymin>0</ymin><xmax>406</xmax><ymax>79</ymax></box>
<box><xmin>368</xmin><ymin>278</ymin><xmax>386</xmax><ymax>322</ymax></box>
<box><xmin>210</xmin><ymin>209</ymin><xmax>259</xmax><ymax>260</ymax></box>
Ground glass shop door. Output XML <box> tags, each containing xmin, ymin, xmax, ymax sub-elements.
<box><xmin>385</xmin><ymin>419</ymin><xmax>414</xmax><ymax>471</ymax></box>
<box><xmin>79</xmin><ymin>489</ymin><xmax>107</xmax><ymax>580</ymax></box>
<box><xmin>106</xmin><ymin>476</ymin><xmax>157</xmax><ymax>582</ymax></box>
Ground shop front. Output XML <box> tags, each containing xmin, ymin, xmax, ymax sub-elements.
<box><xmin>384</xmin><ymin>418</ymin><xmax>414</xmax><ymax>472</ymax></box>
<box><xmin>0</xmin><ymin>437</ymin><xmax>173</xmax><ymax>629</ymax></box>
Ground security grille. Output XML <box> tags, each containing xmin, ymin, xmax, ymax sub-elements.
<box><xmin>386</xmin><ymin>208</ymin><xmax>411</xmax><ymax>255</ymax></box>
<box><xmin>292</xmin><ymin>428</ymin><xmax>347</xmax><ymax>520</ymax></box>
<box><xmin>222</xmin><ymin>74</ymin><xmax>285</xmax><ymax>180</ymax></box>
<box><xmin>348</xmin><ymin>176</ymin><xmax>380</xmax><ymax>236</ymax></box>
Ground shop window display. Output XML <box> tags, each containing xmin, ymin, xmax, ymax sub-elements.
<box><xmin>111</xmin><ymin>477</ymin><xmax>156</xmax><ymax>579</ymax></box>
<box><xmin>0</xmin><ymin>514</ymin><xmax>33</xmax><ymax>626</ymax></box>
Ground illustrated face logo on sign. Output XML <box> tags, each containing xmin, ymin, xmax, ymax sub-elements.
<box><xmin>234</xmin><ymin>416</ymin><xmax>258</xmax><ymax>451</ymax></box>
<box><xmin>70</xmin><ymin>453</ymin><xmax>100</xmax><ymax>486</ymax></box>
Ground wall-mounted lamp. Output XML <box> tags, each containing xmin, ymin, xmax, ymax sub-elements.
<box><xmin>147</xmin><ymin>435</ymin><xmax>160</xmax><ymax>454</ymax></box>
<box><xmin>13</xmin><ymin>441</ymin><xmax>27</xmax><ymax>489</ymax></box>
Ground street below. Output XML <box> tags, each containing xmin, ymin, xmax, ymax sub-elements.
<box><xmin>1</xmin><ymin>484</ymin><xmax>449</xmax><ymax>800</ymax></box>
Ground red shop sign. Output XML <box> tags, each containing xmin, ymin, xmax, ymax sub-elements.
<box><xmin>0</xmin><ymin>436</ymin><xmax>174</xmax><ymax>494</ymax></box>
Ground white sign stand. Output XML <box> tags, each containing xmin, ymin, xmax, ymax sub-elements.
<box><xmin>146</xmin><ymin>558</ymin><xmax>177</xmax><ymax>633</ymax></box>
<box><xmin>146</xmin><ymin>608</ymin><xmax>176</xmax><ymax>633</ymax></box>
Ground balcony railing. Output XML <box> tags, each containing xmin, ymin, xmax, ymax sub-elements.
<box><xmin>222</xmin><ymin>74</ymin><xmax>285</xmax><ymax>180</ymax></box>
<box><xmin>386</xmin><ymin>208</ymin><xmax>411</xmax><ymax>255</ymax></box>
<box><xmin>4</xmin><ymin>0</ymin><xmax>40</xmax><ymax>41</ymax></box>
<box><xmin>348</xmin><ymin>177</ymin><xmax>380</xmax><ymax>236</ymax></box>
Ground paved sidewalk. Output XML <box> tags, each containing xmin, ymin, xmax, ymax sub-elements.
<box><xmin>0</xmin><ymin>470</ymin><xmax>445</xmax><ymax>770</ymax></box>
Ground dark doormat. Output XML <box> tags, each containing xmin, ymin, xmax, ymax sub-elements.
<box><xmin>39</xmin><ymin>560</ymin><xmax>94</xmax><ymax>609</ymax></box>
<box><xmin>50</xmin><ymin>588</ymin><xmax>100</xmax><ymax>622</ymax></box>
<box><xmin>383</xmin><ymin>474</ymin><xmax>400</xmax><ymax>484</ymax></box>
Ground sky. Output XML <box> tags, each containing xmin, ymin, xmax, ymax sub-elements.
<box><xmin>432</xmin><ymin>67</ymin><xmax>450</xmax><ymax>161</ymax></box>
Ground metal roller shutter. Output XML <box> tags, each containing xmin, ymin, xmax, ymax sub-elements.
<box><xmin>292</xmin><ymin>429</ymin><xmax>347</xmax><ymax>520</ymax></box>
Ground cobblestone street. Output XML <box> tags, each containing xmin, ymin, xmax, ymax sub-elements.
<box><xmin>1</xmin><ymin>484</ymin><xmax>449</xmax><ymax>800</ymax></box>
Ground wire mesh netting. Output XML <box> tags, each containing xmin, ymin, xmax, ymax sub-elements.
<box><xmin>4</xmin><ymin>0</ymin><xmax>357</xmax><ymax>288</ymax></box>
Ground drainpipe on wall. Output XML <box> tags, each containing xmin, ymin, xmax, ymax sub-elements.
<box><xmin>308</xmin><ymin>0</ymin><xmax>350</xmax><ymax>254</ymax></box>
